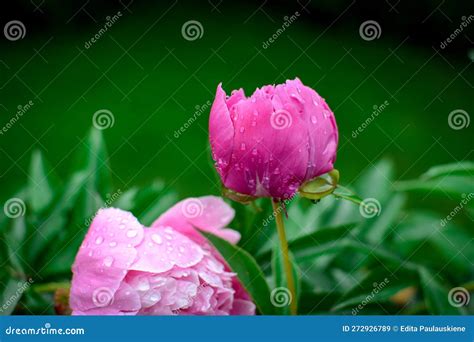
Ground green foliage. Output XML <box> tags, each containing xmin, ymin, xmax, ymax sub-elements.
<box><xmin>1</xmin><ymin>131</ymin><xmax>472</xmax><ymax>316</ymax></box>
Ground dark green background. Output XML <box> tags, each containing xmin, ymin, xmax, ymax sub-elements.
<box><xmin>1</xmin><ymin>0</ymin><xmax>472</xmax><ymax>200</ymax></box>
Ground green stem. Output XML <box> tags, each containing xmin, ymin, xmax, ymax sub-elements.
<box><xmin>271</xmin><ymin>199</ymin><xmax>297</xmax><ymax>315</ymax></box>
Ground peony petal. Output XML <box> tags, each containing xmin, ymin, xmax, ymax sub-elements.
<box><xmin>209</xmin><ymin>83</ymin><xmax>235</xmax><ymax>180</ymax></box>
<box><xmin>131</xmin><ymin>226</ymin><xmax>204</xmax><ymax>273</ymax></box>
<box><xmin>70</xmin><ymin>208</ymin><xmax>144</xmax><ymax>313</ymax></box>
<box><xmin>151</xmin><ymin>196</ymin><xmax>239</xmax><ymax>244</ymax></box>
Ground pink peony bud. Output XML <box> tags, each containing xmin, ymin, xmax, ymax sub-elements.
<box><xmin>209</xmin><ymin>78</ymin><xmax>338</xmax><ymax>199</ymax></box>
<box><xmin>69</xmin><ymin>196</ymin><xmax>255</xmax><ymax>315</ymax></box>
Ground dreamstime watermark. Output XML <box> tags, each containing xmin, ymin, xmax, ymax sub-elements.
<box><xmin>270</xmin><ymin>287</ymin><xmax>292</xmax><ymax>307</ymax></box>
<box><xmin>0</xmin><ymin>100</ymin><xmax>34</xmax><ymax>136</ymax></box>
<box><xmin>262</xmin><ymin>195</ymin><xmax>296</xmax><ymax>227</ymax></box>
<box><xmin>448</xmin><ymin>287</ymin><xmax>470</xmax><ymax>307</ymax></box>
<box><xmin>270</xmin><ymin>109</ymin><xmax>293</xmax><ymax>130</ymax></box>
<box><xmin>5</xmin><ymin>323</ymin><xmax>85</xmax><ymax>336</ymax></box>
<box><xmin>181</xmin><ymin>20</ymin><xmax>204</xmax><ymax>41</ymax></box>
<box><xmin>359</xmin><ymin>20</ymin><xmax>381</xmax><ymax>41</ymax></box>
<box><xmin>440</xmin><ymin>192</ymin><xmax>473</xmax><ymax>227</ymax></box>
<box><xmin>359</xmin><ymin>198</ymin><xmax>381</xmax><ymax>218</ymax></box>
<box><xmin>92</xmin><ymin>109</ymin><xmax>115</xmax><ymax>130</ymax></box>
<box><xmin>0</xmin><ymin>278</ymin><xmax>34</xmax><ymax>313</ymax></box>
<box><xmin>3</xmin><ymin>198</ymin><xmax>26</xmax><ymax>218</ymax></box>
<box><xmin>173</xmin><ymin>100</ymin><xmax>211</xmax><ymax>138</ymax></box>
<box><xmin>84</xmin><ymin>11</ymin><xmax>123</xmax><ymax>49</ymax></box>
<box><xmin>84</xmin><ymin>189</ymin><xmax>122</xmax><ymax>227</ymax></box>
<box><xmin>262</xmin><ymin>11</ymin><xmax>300</xmax><ymax>49</ymax></box>
<box><xmin>3</xmin><ymin>20</ymin><xmax>26</xmax><ymax>41</ymax></box>
<box><xmin>92</xmin><ymin>287</ymin><xmax>114</xmax><ymax>308</ymax></box>
<box><xmin>181</xmin><ymin>198</ymin><xmax>204</xmax><ymax>219</ymax></box>
<box><xmin>352</xmin><ymin>278</ymin><xmax>390</xmax><ymax>315</ymax></box>
<box><xmin>440</xmin><ymin>15</ymin><xmax>474</xmax><ymax>49</ymax></box>
<box><xmin>448</xmin><ymin>109</ymin><xmax>470</xmax><ymax>130</ymax></box>
<box><xmin>352</xmin><ymin>100</ymin><xmax>389</xmax><ymax>138</ymax></box>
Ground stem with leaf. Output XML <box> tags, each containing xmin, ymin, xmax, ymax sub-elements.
<box><xmin>271</xmin><ymin>199</ymin><xmax>297</xmax><ymax>315</ymax></box>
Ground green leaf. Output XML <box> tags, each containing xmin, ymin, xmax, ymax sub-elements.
<box><xmin>360</xmin><ymin>194</ymin><xmax>405</xmax><ymax>244</ymax></box>
<box><xmin>396</xmin><ymin>176</ymin><xmax>474</xmax><ymax>197</ymax></box>
<box><xmin>28</xmin><ymin>150</ymin><xmax>60</xmax><ymax>214</ymax></box>
<box><xmin>27</xmin><ymin>171</ymin><xmax>89</xmax><ymax>261</ymax></box>
<box><xmin>0</xmin><ymin>233</ymin><xmax>26</xmax><ymax>315</ymax></box>
<box><xmin>259</xmin><ymin>223</ymin><xmax>356</xmax><ymax>259</ymax></box>
<box><xmin>272</xmin><ymin>244</ymin><xmax>300</xmax><ymax>315</ymax></box>
<box><xmin>332</xmin><ymin>266</ymin><xmax>416</xmax><ymax>313</ymax></box>
<box><xmin>201</xmin><ymin>231</ymin><xmax>274</xmax><ymax>315</ymax></box>
<box><xmin>73</xmin><ymin>128</ymin><xmax>112</xmax><ymax>198</ymax></box>
<box><xmin>418</xmin><ymin>268</ymin><xmax>465</xmax><ymax>315</ymax></box>
<box><xmin>355</xmin><ymin>159</ymin><xmax>394</xmax><ymax>203</ymax></box>
<box><xmin>421</xmin><ymin>161</ymin><xmax>474</xmax><ymax>179</ymax></box>
<box><xmin>135</xmin><ymin>181</ymin><xmax>178</xmax><ymax>226</ymax></box>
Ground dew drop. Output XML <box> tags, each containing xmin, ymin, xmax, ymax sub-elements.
<box><xmin>127</xmin><ymin>230</ymin><xmax>138</xmax><ymax>238</ymax></box>
<box><xmin>311</xmin><ymin>116</ymin><xmax>317</xmax><ymax>124</ymax></box>
<box><xmin>239</xmin><ymin>127</ymin><xmax>245</xmax><ymax>133</ymax></box>
<box><xmin>240</xmin><ymin>143</ymin><xmax>246</xmax><ymax>151</ymax></box>
<box><xmin>109</xmin><ymin>241</ymin><xmax>117</xmax><ymax>248</ymax></box>
<box><xmin>151</xmin><ymin>234</ymin><xmax>163</xmax><ymax>245</ymax></box>
<box><xmin>103</xmin><ymin>256</ymin><xmax>114</xmax><ymax>267</ymax></box>
<box><xmin>95</xmin><ymin>236</ymin><xmax>104</xmax><ymax>245</ymax></box>
<box><xmin>119</xmin><ymin>224</ymin><xmax>126</xmax><ymax>230</ymax></box>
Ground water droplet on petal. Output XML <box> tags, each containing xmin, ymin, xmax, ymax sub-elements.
<box><xmin>152</xmin><ymin>234</ymin><xmax>163</xmax><ymax>244</ymax></box>
<box><xmin>103</xmin><ymin>256</ymin><xmax>114</xmax><ymax>267</ymax></box>
<box><xmin>109</xmin><ymin>241</ymin><xmax>117</xmax><ymax>247</ymax></box>
<box><xmin>127</xmin><ymin>230</ymin><xmax>138</xmax><ymax>238</ymax></box>
<box><xmin>240</xmin><ymin>143</ymin><xmax>246</xmax><ymax>151</ymax></box>
<box><xmin>239</xmin><ymin>127</ymin><xmax>245</xmax><ymax>133</ymax></box>
<box><xmin>95</xmin><ymin>236</ymin><xmax>104</xmax><ymax>245</ymax></box>
<box><xmin>311</xmin><ymin>116</ymin><xmax>317</xmax><ymax>124</ymax></box>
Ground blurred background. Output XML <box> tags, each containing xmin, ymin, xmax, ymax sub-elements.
<box><xmin>1</xmin><ymin>0</ymin><xmax>472</xmax><ymax>202</ymax></box>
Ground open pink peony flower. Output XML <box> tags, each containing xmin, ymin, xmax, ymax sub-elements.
<box><xmin>209</xmin><ymin>78</ymin><xmax>338</xmax><ymax>199</ymax></box>
<box><xmin>69</xmin><ymin>196</ymin><xmax>255</xmax><ymax>315</ymax></box>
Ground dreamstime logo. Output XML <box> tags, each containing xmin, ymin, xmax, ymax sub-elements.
<box><xmin>0</xmin><ymin>100</ymin><xmax>34</xmax><ymax>136</ymax></box>
<box><xmin>359</xmin><ymin>20</ymin><xmax>381</xmax><ymax>41</ymax></box>
<box><xmin>448</xmin><ymin>109</ymin><xmax>470</xmax><ymax>130</ymax></box>
<box><xmin>270</xmin><ymin>109</ymin><xmax>292</xmax><ymax>130</ymax></box>
<box><xmin>270</xmin><ymin>287</ymin><xmax>292</xmax><ymax>307</ymax></box>
<box><xmin>174</xmin><ymin>100</ymin><xmax>212</xmax><ymax>138</ymax></box>
<box><xmin>84</xmin><ymin>11</ymin><xmax>123</xmax><ymax>49</ymax></box>
<box><xmin>448</xmin><ymin>287</ymin><xmax>470</xmax><ymax>307</ymax></box>
<box><xmin>359</xmin><ymin>198</ymin><xmax>381</xmax><ymax>218</ymax></box>
<box><xmin>92</xmin><ymin>287</ymin><xmax>114</xmax><ymax>307</ymax></box>
<box><xmin>181</xmin><ymin>198</ymin><xmax>204</xmax><ymax>218</ymax></box>
<box><xmin>352</xmin><ymin>100</ymin><xmax>389</xmax><ymax>138</ymax></box>
<box><xmin>440</xmin><ymin>192</ymin><xmax>473</xmax><ymax>227</ymax></box>
<box><xmin>4</xmin><ymin>20</ymin><xmax>26</xmax><ymax>41</ymax></box>
<box><xmin>0</xmin><ymin>278</ymin><xmax>34</xmax><ymax>313</ymax></box>
<box><xmin>262</xmin><ymin>11</ymin><xmax>300</xmax><ymax>49</ymax></box>
<box><xmin>440</xmin><ymin>15</ymin><xmax>474</xmax><ymax>49</ymax></box>
<box><xmin>352</xmin><ymin>278</ymin><xmax>390</xmax><ymax>315</ymax></box>
<box><xmin>181</xmin><ymin>20</ymin><xmax>204</xmax><ymax>41</ymax></box>
<box><xmin>92</xmin><ymin>109</ymin><xmax>115</xmax><ymax>130</ymax></box>
<box><xmin>4</xmin><ymin>198</ymin><xmax>26</xmax><ymax>218</ymax></box>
